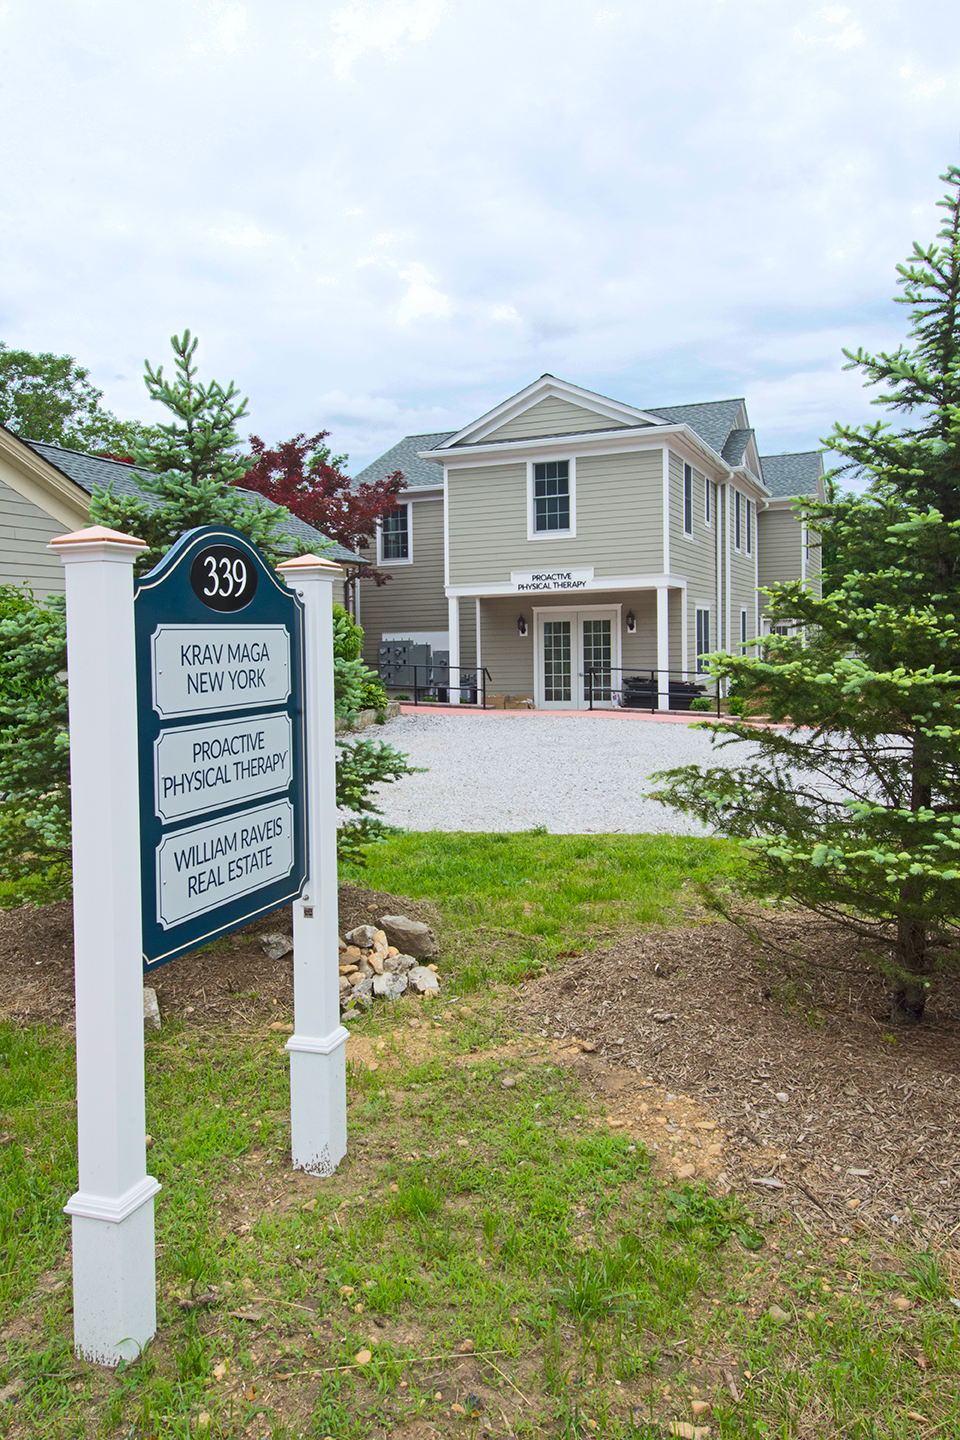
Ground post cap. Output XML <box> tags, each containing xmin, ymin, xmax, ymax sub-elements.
<box><xmin>48</xmin><ymin>525</ymin><xmax>147</xmax><ymax>550</ymax></box>
<box><xmin>276</xmin><ymin>553</ymin><xmax>344</xmax><ymax>575</ymax></box>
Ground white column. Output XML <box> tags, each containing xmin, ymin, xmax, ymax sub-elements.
<box><xmin>48</xmin><ymin>525</ymin><xmax>160</xmax><ymax>1367</ymax></box>
<box><xmin>447</xmin><ymin>595</ymin><xmax>460</xmax><ymax>693</ymax></box>
<box><xmin>277</xmin><ymin>555</ymin><xmax>350</xmax><ymax>1175</ymax></box>
<box><xmin>680</xmin><ymin>587</ymin><xmax>688</xmax><ymax>680</ymax></box>
<box><xmin>656</xmin><ymin>586</ymin><xmax>670</xmax><ymax>711</ymax></box>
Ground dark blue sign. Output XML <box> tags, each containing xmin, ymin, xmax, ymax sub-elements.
<box><xmin>135</xmin><ymin>527</ymin><xmax>307</xmax><ymax>971</ymax></box>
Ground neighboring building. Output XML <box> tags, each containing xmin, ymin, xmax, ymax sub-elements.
<box><xmin>0</xmin><ymin>424</ymin><xmax>361</xmax><ymax>603</ymax></box>
<box><xmin>353</xmin><ymin>374</ymin><xmax>825</xmax><ymax>709</ymax></box>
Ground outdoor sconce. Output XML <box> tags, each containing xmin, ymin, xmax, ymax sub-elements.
<box><xmin>517</xmin><ymin>614</ymin><xmax>528</xmax><ymax>636</ymax></box>
<box><xmin>625</xmin><ymin>610</ymin><xmax>636</xmax><ymax>633</ymax></box>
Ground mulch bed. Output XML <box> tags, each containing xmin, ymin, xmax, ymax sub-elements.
<box><xmin>2</xmin><ymin>892</ymin><xmax>958</xmax><ymax>1238</ymax></box>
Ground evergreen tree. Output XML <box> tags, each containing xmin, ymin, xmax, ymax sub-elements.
<box><xmin>649</xmin><ymin>168</ymin><xmax>960</xmax><ymax>1026</ymax></box>
<box><xmin>90</xmin><ymin>330</ymin><xmax>292</xmax><ymax>572</ymax></box>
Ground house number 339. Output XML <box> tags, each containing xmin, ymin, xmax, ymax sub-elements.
<box><xmin>188</xmin><ymin>544</ymin><xmax>259</xmax><ymax>612</ymax></box>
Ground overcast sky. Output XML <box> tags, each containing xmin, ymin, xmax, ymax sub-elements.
<box><xmin>2</xmin><ymin>0</ymin><xmax>958</xmax><ymax>472</ymax></box>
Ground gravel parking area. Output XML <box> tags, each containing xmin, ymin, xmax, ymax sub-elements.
<box><xmin>361</xmin><ymin>710</ymin><xmax>766</xmax><ymax>834</ymax></box>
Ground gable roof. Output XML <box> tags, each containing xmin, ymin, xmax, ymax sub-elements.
<box><xmin>443</xmin><ymin>374</ymin><xmax>664</xmax><ymax>449</ymax></box>
<box><xmin>758</xmin><ymin>450</ymin><xmax>823</xmax><ymax>498</ymax></box>
<box><xmin>20</xmin><ymin>437</ymin><xmax>363</xmax><ymax>564</ymax></box>
<box><xmin>642</xmin><ymin>399</ymin><xmax>747</xmax><ymax>456</ymax></box>
<box><xmin>352</xmin><ymin>431</ymin><xmax>455</xmax><ymax>491</ymax></box>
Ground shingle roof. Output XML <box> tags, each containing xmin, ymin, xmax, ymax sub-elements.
<box><xmin>758</xmin><ymin>451</ymin><xmax>823</xmax><ymax>498</ymax></box>
<box><xmin>22</xmin><ymin>437</ymin><xmax>363</xmax><ymax>564</ymax></box>
<box><xmin>642</xmin><ymin>399</ymin><xmax>746</xmax><ymax>454</ymax></box>
<box><xmin>352</xmin><ymin>431</ymin><xmax>455</xmax><ymax>490</ymax></box>
<box><xmin>721</xmin><ymin>428</ymin><xmax>754</xmax><ymax>467</ymax></box>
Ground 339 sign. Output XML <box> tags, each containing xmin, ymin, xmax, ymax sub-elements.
<box><xmin>189</xmin><ymin>544</ymin><xmax>259</xmax><ymax>611</ymax></box>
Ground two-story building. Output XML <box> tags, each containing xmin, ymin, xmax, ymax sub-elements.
<box><xmin>352</xmin><ymin>374</ymin><xmax>823</xmax><ymax>710</ymax></box>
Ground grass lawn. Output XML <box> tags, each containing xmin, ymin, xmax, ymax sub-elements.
<box><xmin>1</xmin><ymin>832</ymin><xmax>957</xmax><ymax>1439</ymax></box>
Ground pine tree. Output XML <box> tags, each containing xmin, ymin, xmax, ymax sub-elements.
<box><xmin>649</xmin><ymin>168</ymin><xmax>960</xmax><ymax>1026</ymax></box>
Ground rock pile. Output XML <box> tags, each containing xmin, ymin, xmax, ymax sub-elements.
<box><xmin>339</xmin><ymin>915</ymin><xmax>440</xmax><ymax>1017</ymax></box>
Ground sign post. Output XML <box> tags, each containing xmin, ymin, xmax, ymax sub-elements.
<box><xmin>276</xmin><ymin>554</ymin><xmax>349</xmax><ymax>1174</ymax></box>
<box><xmin>50</xmin><ymin>526</ymin><xmax>159</xmax><ymax>1366</ymax></box>
<box><xmin>52</xmin><ymin>522</ymin><xmax>346</xmax><ymax>1364</ymax></box>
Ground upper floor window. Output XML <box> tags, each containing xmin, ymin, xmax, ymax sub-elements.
<box><xmin>379</xmin><ymin>503</ymin><xmax>410</xmax><ymax>562</ymax></box>
<box><xmin>683</xmin><ymin>463</ymin><xmax>693</xmax><ymax>536</ymax></box>
<box><xmin>734</xmin><ymin>490</ymin><xmax>742</xmax><ymax>550</ymax></box>
<box><xmin>705</xmin><ymin>478</ymin><xmax>712</xmax><ymax>525</ymax></box>
<box><xmin>746</xmin><ymin>497</ymin><xmax>752</xmax><ymax>555</ymax></box>
<box><xmin>533</xmin><ymin>460</ymin><xmax>570</xmax><ymax>533</ymax></box>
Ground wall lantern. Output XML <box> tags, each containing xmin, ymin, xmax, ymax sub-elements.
<box><xmin>625</xmin><ymin>610</ymin><xmax>636</xmax><ymax>633</ymax></box>
<box><xmin>517</xmin><ymin>614</ymin><xmax>528</xmax><ymax>636</ymax></box>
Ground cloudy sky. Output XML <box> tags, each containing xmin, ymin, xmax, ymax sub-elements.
<box><xmin>2</xmin><ymin>0</ymin><xmax>958</xmax><ymax>471</ymax></box>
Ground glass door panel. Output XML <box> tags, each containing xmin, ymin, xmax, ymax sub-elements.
<box><xmin>543</xmin><ymin>620</ymin><xmax>572</xmax><ymax>702</ymax></box>
<box><xmin>581</xmin><ymin>618</ymin><xmax>612</xmax><ymax>702</ymax></box>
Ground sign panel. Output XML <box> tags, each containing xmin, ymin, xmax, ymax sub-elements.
<box><xmin>511</xmin><ymin>567</ymin><xmax>594</xmax><ymax>592</ymax></box>
<box><xmin>153</xmin><ymin>712</ymin><xmax>293</xmax><ymax>823</ymax></box>
<box><xmin>151</xmin><ymin>625</ymin><xmax>291</xmax><ymax>717</ymax></box>
<box><xmin>135</xmin><ymin>527</ymin><xmax>307</xmax><ymax>971</ymax></box>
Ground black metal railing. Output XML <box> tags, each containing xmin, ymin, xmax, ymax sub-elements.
<box><xmin>583</xmin><ymin>667</ymin><xmax>722</xmax><ymax>715</ymax></box>
<box><xmin>380</xmin><ymin>664</ymin><xmax>492</xmax><ymax>708</ymax></box>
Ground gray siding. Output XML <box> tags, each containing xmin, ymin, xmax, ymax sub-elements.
<box><xmin>668</xmin><ymin>452</ymin><xmax>718</xmax><ymax>675</ymax></box>
<box><xmin>479</xmin><ymin>396</ymin><xmax>631</xmax><ymax>443</ymax></box>
<box><xmin>757</xmin><ymin>506</ymin><xmax>802</xmax><ymax>613</ymax></box>
<box><xmin>447</xmin><ymin>448</ymin><xmax>665</xmax><ymax>587</ymax></box>
<box><xmin>0</xmin><ymin>476</ymin><xmax>68</xmax><ymax>599</ymax></box>
<box><xmin>358</xmin><ymin>496</ymin><xmax>447</xmax><ymax>665</ymax></box>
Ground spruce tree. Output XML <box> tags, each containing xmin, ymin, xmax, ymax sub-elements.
<box><xmin>649</xmin><ymin>168</ymin><xmax>960</xmax><ymax>1026</ymax></box>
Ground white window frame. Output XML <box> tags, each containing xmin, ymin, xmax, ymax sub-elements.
<box><xmin>683</xmin><ymin>462</ymin><xmax>693</xmax><ymax>537</ymax></box>
<box><xmin>695</xmin><ymin>606</ymin><xmax>711</xmax><ymax>673</ymax></box>
<box><xmin>527</xmin><ymin>457</ymin><xmax>576</xmax><ymax>541</ymax></box>
<box><xmin>705</xmin><ymin>478</ymin><xmax>712</xmax><ymax>526</ymax></box>
<box><xmin>377</xmin><ymin>499</ymin><xmax>413</xmax><ymax>566</ymax></box>
<box><xmin>734</xmin><ymin>489</ymin><xmax>742</xmax><ymax>552</ymax></box>
<box><xmin>745</xmin><ymin>498</ymin><xmax>752</xmax><ymax>555</ymax></box>
<box><xmin>740</xmin><ymin>608</ymin><xmax>748</xmax><ymax>652</ymax></box>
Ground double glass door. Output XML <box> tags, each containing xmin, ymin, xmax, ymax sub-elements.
<box><xmin>538</xmin><ymin>609</ymin><xmax>617</xmax><ymax>709</ymax></box>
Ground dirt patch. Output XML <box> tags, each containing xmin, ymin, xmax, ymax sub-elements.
<box><xmin>517</xmin><ymin>915</ymin><xmax>960</xmax><ymax>1237</ymax></box>
<box><xmin>0</xmin><ymin>886</ymin><xmax>439</xmax><ymax>1031</ymax></box>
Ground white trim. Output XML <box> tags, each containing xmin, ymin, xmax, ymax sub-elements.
<box><xmin>421</xmin><ymin>423</ymin><xmax>746</xmax><ymax>487</ymax></box>
<box><xmin>695</xmin><ymin>604</ymin><xmax>712</xmax><ymax>674</ymax></box>
<box><xmin>443</xmin><ymin>469</ymin><xmax>449</xmax><ymax>589</ymax></box>
<box><xmin>724</xmin><ymin>484</ymin><xmax>732</xmax><ymax>656</ymax></box>
<box><xmin>532</xmin><ymin>603</ymin><xmax>621</xmax><ymax>710</ymax></box>
<box><xmin>705</xmin><ymin>477</ymin><xmax>713</xmax><ymax>527</ymax></box>
<box><xmin>682</xmin><ymin>461</ymin><xmax>693</xmax><ymax>538</ymax></box>
<box><xmin>662</xmin><ymin>448</ymin><xmax>670</xmax><ymax>573</ymax></box>
<box><xmin>475</xmin><ymin>598</ymin><xmax>482</xmax><ymax>672</ymax></box>
<box><xmin>443</xmin><ymin>375</ymin><xmax>665</xmax><ymax>448</ymax></box>
<box><xmin>681</xmin><ymin>587</ymin><xmax>688</xmax><ymax>679</ymax></box>
<box><xmin>286</xmin><ymin>1026</ymin><xmax>350</xmax><ymax>1057</ymax></box>
<box><xmin>448</xmin><ymin>596</ymin><xmax>460</xmax><ymax>676</ymax></box>
<box><xmin>656</xmin><ymin>588</ymin><xmax>669</xmax><ymax>710</ymax></box>
<box><xmin>376</xmin><ymin>498</ymin><xmax>412</xmax><ymax>566</ymax></box>
<box><xmin>64</xmin><ymin>1176</ymin><xmax>162</xmax><ymax>1225</ymax></box>
<box><xmin>526</xmin><ymin>454</ymin><xmax>577</xmax><ymax>541</ymax></box>
<box><xmin>445</xmin><ymin>572</ymin><xmax>686</xmax><ymax>599</ymax></box>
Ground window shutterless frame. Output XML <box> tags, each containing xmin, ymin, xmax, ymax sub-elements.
<box><xmin>377</xmin><ymin>501</ymin><xmax>412</xmax><ymax>565</ymax></box>
<box><xmin>734</xmin><ymin>490</ymin><xmax>742</xmax><ymax>551</ymax></box>
<box><xmin>705</xmin><ymin>478</ymin><xmax>712</xmax><ymax>525</ymax></box>
<box><xmin>683</xmin><ymin>463</ymin><xmax>693</xmax><ymax>536</ymax></box>
<box><xmin>527</xmin><ymin>458</ymin><xmax>576</xmax><ymax>540</ymax></box>
<box><xmin>746</xmin><ymin>498</ymin><xmax>752</xmax><ymax>555</ymax></box>
<box><xmin>695</xmin><ymin>606</ymin><xmax>711</xmax><ymax>673</ymax></box>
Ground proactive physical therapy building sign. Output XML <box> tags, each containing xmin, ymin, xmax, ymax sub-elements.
<box><xmin>135</xmin><ymin>527</ymin><xmax>307</xmax><ymax>969</ymax></box>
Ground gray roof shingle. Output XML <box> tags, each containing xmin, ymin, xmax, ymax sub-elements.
<box><xmin>642</xmin><ymin>399</ymin><xmax>746</xmax><ymax>454</ymax></box>
<box><xmin>352</xmin><ymin>431</ymin><xmax>455</xmax><ymax>490</ymax></box>
<box><xmin>758</xmin><ymin>451</ymin><xmax>823</xmax><ymax>498</ymax></box>
<box><xmin>721</xmin><ymin>428</ymin><xmax>754</xmax><ymax>467</ymax></box>
<box><xmin>22</xmin><ymin>437</ymin><xmax>363</xmax><ymax>564</ymax></box>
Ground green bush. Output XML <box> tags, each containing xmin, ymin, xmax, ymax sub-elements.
<box><xmin>689</xmin><ymin>696</ymin><xmax>714</xmax><ymax>712</ymax></box>
<box><xmin>727</xmin><ymin>696</ymin><xmax>745</xmax><ymax>715</ymax></box>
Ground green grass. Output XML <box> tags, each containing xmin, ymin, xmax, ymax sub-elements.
<box><xmin>343</xmin><ymin>831</ymin><xmax>741</xmax><ymax>985</ymax></box>
<box><xmin>2</xmin><ymin>833</ymin><xmax>959</xmax><ymax>1438</ymax></box>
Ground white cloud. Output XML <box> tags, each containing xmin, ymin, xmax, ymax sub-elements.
<box><xmin>329</xmin><ymin>0</ymin><xmax>445</xmax><ymax>78</ymax></box>
<box><xmin>396</xmin><ymin>262</ymin><xmax>450</xmax><ymax>324</ymax></box>
<box><xmin>491</xmin><ymin>304</ymin><xmax>519</xmax><ymax>322</ymax></box>
<box><xmin>793</xmin><ymin>5</ymin><xmax>864</xmax><ymax>50</ymax></box>
<box><xmin>209</xmin><ymin>224</ymin><xmax>269</xmax><ymax>248</ymax></box>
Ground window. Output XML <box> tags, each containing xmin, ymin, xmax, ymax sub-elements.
<box><xmin>740</xmin><ymin>609</ymin><xmax>748</xmax><ymax>652</ymax></box>
<box><xmin>533</xmin><ymin>461</ymin><xmax>570</xmax><ymax>532</ymax></box>
<box><xmin>683</xmin><ymin>463</ymin><xmax>693</xmax><ymax>535</ymax></box>
<box><xmin>696</xmin><ymin>607</ymin><xmax>711</xmax><ymax>673</ymax></box>
<box><xmin>746</xmin><ymin>498</ymin><xmax>752</xmax><ymax>555</ymax></box>
<box><xmin>705</xmin><ymin>478</ymin><xmax>712</xmax><ymax>525</ymax></box>
<box><xmin>734</xmin><ymin>490</ymin><xmax>742</xmax><ymax>550</ymax></box>
<box><xmin>379</xmin><ymin>503</ymin><xmax>410</xmax><ymax>562</ymax></box>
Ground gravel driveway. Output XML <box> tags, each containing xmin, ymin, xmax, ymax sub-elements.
<box><xmin>360</xmin><ymin>711</ymin><xmax>766</xmax><ymax>834</ymax></box>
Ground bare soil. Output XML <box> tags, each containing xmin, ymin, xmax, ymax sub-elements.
<box><xmin>2</xmin><ymin>892</ymin><xmax>958</xmax><ymax>1239</ymax></box>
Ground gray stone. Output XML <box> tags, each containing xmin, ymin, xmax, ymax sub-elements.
<box><xmin>260</xmin><ymin>931</ymin><xmax>294</xmax><ymax>960</ymax></box>
<box><xmin>373</xmin><ymin>972</ymin><xmax>408</xmax><ymax>1000</ymax></box>
<box><xmin>143</xmin><ymin>987</ymin><xmax>161</xmax><ymax>1034</ymax></box>
<box><xmin>407</xmin><ymin>965</ymin><xmax>440</xmax><ymax>995</ymax></box>
<box><xmin>379</xmin><ymin>915</ymin><xmax>438</xmax><ymax>959</ymax></box>
<box><xmin>344</xmin><ymin>924</ymin><xmax>378</xmax><ymax>947</ymax></box>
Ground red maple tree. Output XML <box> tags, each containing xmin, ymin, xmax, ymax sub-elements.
<box><xmin>236</xmin><ymin>431</ymin><xmax>404</xmax><ymax>611</ymax></box>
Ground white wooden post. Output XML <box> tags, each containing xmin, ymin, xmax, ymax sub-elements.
<box><xmin>656</xmin><ymin>585</ymin><xmax>670</xmax><ymax>711</ymax></box>
<box><xmin>48</xmin><ymin>525</ymin><xmax>160</xmax><ymax>1367</ymax></box>
<box><xmin>276</xmin><ymin>554</ymin><xmax>349</xmax><ymax>1174</ymax></box>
